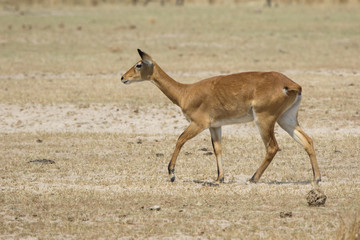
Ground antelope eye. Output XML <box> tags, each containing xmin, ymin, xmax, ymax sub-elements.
<box><xmin>135</xmin><ymin>63</ymin><xmax>142</xmax><ymax>68</ymax></box>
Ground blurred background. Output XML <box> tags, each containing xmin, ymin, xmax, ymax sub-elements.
<box><xmin>1</xmin><ymin>0</ymin><xmax>359</xmax><ymax>105</ymax></box>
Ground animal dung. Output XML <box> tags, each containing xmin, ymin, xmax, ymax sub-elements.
<box><xmin>306</xmin><ymin>189</ymin><xmax>327</xmax><ymax>206</ymax></box>
<box><xmin>28</xmin><ymin>159</ymin><xmax>55</xmax><ymax>164</ymax></box>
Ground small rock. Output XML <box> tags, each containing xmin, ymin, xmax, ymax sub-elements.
<box><xmin>204</xmin><ymin>152</ymin><xmax>213</xmax><ymax>156</ymax></box>
<box><xmin>280</xmin><ymin>211</ymin><xmax>292</xmax><ymax>218</ymax></box>
<box><xmin>36</xmin><ymin>139</ymin><xmax>43</xmax><ymax>143</ymax></box>
<box><xmin>306</xmin><ymin>188</ymin><xmax>327</xmax><ymax>206</ymax></box>
<box><xmin>156</xmin><ymin>153</ymin><xmax>164</xmax><ymax>157</ymax></box>
<box><xmin>136</xmin><ymin>139</ymin><xmax>142</xmax><ymax>144</ymax></box>
<box><xmin>149</xmin><ymin>205</ymin><xmax>161</xmax><ymax>211</ymax></box>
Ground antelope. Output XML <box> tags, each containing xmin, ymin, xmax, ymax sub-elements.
<box><xmin>121</xmin><ymin>49</ymin><xmax>321</xmax><ymax>185</ymax></box>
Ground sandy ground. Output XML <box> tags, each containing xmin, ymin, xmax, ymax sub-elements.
<box><xmin>1</xmin><ymin>103</ymin><xmax>360</xmax><ymax>136</ymax></box>
<box><xmin>0</xmin><ymin>103</ymin><xmax>188</xmax><ymax>134</ymax></box>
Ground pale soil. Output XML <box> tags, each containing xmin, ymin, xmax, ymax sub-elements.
<box><xmin>1</xmin><ymin>102</ymin><xmax>360</xmax><ymax>135</ymax></box>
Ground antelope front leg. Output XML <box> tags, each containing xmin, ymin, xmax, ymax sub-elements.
<box><xmin>168</xmin><ymin>122</ymin><xmax>204</xmax><ymax>182</ymax></box>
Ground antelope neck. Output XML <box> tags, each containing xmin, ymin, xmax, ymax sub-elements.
<box><xmin>152</xmin><ymin>64</ymin><xmax>187</xmax><ymax>107</ymax></box>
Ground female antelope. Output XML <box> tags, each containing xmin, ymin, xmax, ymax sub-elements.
<box><xmin>121</xmin><ymin>49</ymin><xmax>321</xmax><ymax>184</ymax></box>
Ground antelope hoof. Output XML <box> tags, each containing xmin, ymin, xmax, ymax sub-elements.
<box><xmin>249</xmin><ymin>178</ymin><xmax>257</xmax><ymax>183</ymax></box>
<box><xmin>316</xmin><ymin>177</ymin><xmax>322</xmax><ymax>183</ymax></box>
<box><xmin>169</xmin><ymin>169</ymin><xmax>175</xmax><ymax>182</ymax></box>
<box><xmin>312</xmin><ymin>177</ymin><xmax>322</xmax><ymax>186</ymax></box>
<box><xmin>170</xmin><ymin>174</ymin><xmax>175</xmax><ymax>182</ymax></box>
<box><xmin>249</xmin><ymin>173</ymin><xmax>258</xmax><ymax>183</ymax></box>
<box><xmin>216</xmin><ymin>177</ymin><xmax>224</xmax><ymax>184</ymax></box>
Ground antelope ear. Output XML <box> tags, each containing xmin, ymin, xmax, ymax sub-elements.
<box><xmin>137</xmin><ymin>49</ymin><xmax>153</xmax><ymax>63</ymax></box>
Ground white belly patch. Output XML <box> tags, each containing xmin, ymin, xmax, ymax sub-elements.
<box><xmin>210</xmin><ymin>113</ymin><xmax>254</xmax><ymax>127</ymax></box>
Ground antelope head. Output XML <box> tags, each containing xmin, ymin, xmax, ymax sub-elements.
<box><xmin>121</xmin><ymin>49</ymin><xmax>154</xmax><ymax>84</ymax></box>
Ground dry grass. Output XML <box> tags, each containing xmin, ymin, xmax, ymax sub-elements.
<box><xmin>1</xmin><ymin>132</ymin><xmax>359</xmax><ymax>239</ymax></box>
<box><xmin>337</xmin><ymin>209</ymin><xmax>360</xmax><ymax>240</ymax></box>
<box><xmin>0</xmin><ymin>3</ymin><xmax>359</xmax><ymax>239</ymax></box>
